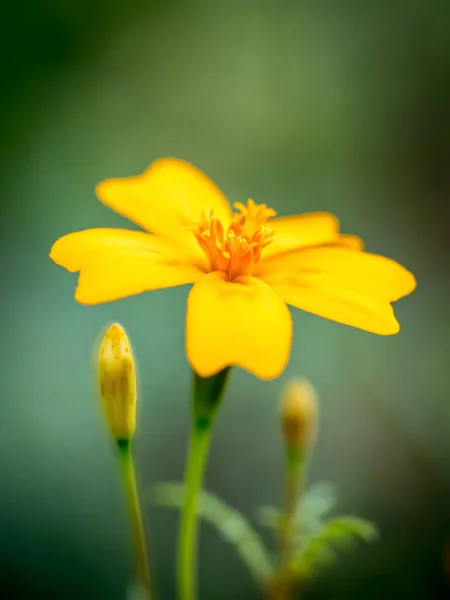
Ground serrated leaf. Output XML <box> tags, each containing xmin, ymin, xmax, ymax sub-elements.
<box><xmin>152</xmin><ymin>483</ymin><xmax>274</xmax><ymax>585</ymax></box>
<box><xmin>257</xmin><ymin>482</ymin><xmax>337</xmax><ymax>535</ymax></box>
<box><xmin>257</xmin><ymin>506</ymin><xmax>281</xmax><ymax>529</ymax></box>
<box><xmin>299</xmin><ymin>482</ymin><xmax>338</xmax><ymax>527</ymax></box>
<box><xmin>290</xmin><ymin>516</ymin><xmax>379</xmax><ymax>579</ymax></box>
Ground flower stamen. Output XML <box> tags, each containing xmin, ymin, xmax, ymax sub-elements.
<box><xmin>193</xmin><ymin>200</ymin><xmax>276</xmax><ymax>280</ymax></box>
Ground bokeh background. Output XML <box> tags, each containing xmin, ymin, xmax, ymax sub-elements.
<box><xmin>2</xmin><ymin>0</ymin><xmax>450</xmax><ymax>598</ymax></box>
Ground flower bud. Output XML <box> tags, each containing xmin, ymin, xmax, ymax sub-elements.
<box><xmin>98</xmin><ymin>323</ymin><xmax>136</xmax><ymax>442</ymax></box>
<box><xmin>280</xmin><ymin>378</ymin><xmax>317</xmax><ymax>451</ymax></box>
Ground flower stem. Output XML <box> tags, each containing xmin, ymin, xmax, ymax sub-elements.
<box><xmin>279</xmin><ymin>449</ymin><xmax>305</xmax><ymax>566</ymax></box>
<box><xmin>269</xmin><ymin>449</ymin><xmax>306</xmax><ymax>600</ymax></box>
<box><xmin>177</xmin><ymin>368</ymin><xmax>231</xmax><ymax>600</ymax></box>
<box><xmin>117</xmin><ymin>439</ymin><xmax>153</xmax><ymax>597</ymax></box>
<box><xmin>177</xmin><ymin>423</ymin><xmax>213</xmax><ymax>600</ymax></box>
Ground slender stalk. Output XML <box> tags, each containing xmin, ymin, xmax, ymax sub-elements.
<box><xmin>177</xmin><ymin>368</ymin><xmax>230</xmax><ymax>600</ymax></box>
<box><xmin>279</xmin><ymin>449</ymin><xmax>305</xmax><ymax>566</ymax></box>
<box><xmin>117</xmin><ymin>439</ymin><xmax>153</xmax><ymax>597</ymax></box>
<box><xmin>269</xmin><ymin>449</ymin><xmax>307</xmax><ymax>600</ymax></box>
<box><xmin>177</xmin><ymin>424</ymin><xmax>213</xmax><ymax>600</ymax></box>
<box><xmin>272</xmin><ymin>377</ymin><xmax>317</xmax><ymax>599</ymax></box>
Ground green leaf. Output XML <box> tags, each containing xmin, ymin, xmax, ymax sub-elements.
<box><xmin>299</xmin><ymin>482</ymin><xmax>338</xmax><ymax>527</ymax></box>
<box><xmin>126</xmin><ymin>582</ymin><xmax>152</xmax><ymax>600</ymax></box>
<box><xmin>152</xmin><ymin>483</ymin><xmax>274</xmax><ymax>585</ymax></box>
<box><xmin>257</xmin><ymin>506</ymin><xmax>281</xmax><ymax>529</ymax></box>
<box><xmin>257</xmin><ymin>482</ymin><xmax>337</xmax><ymax>533</ymax></box>
<box><xmin>291</xmin><ymin>516</ymin><xmax>379</xmax><ymax>579</ymax></box>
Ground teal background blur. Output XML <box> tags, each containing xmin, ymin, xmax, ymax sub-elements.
<box><xmin>2</xmin><ymin>1</ymin><xmax>450</xmax><ymax>598</ymax></box>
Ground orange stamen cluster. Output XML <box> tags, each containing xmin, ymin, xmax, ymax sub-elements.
<box><xmin>194</xmin><ymin>199</ymin><xmax>276</xmax><ymax>280</ymax></box>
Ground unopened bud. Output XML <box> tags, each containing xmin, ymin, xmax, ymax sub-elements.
<box><xmin>281</xmin><ymin>378</ymin><xmax>317</xmax><ymax>451</ymax></box>
<box><xmin>98</xmin><ymin>323</ymin><xmax>136</xmax><ymax>442</ymax></box>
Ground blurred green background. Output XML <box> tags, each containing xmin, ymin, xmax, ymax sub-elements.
<box><xmin>2</xmin><ymin>0</ymin><xmax>450</xmax><ymax>598</ymax></box>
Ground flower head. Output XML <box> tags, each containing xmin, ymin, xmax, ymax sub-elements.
<box><xmin>51</xmin><ymin>159</ymin><xmax>416</xmax><ymax>380</ymax></box>
<box><xmin>281</xmin><ymin>378</ymin><xmax>318</xmax><ymax>451</ymax></box>
<box><xmin>98</xmin><ymin>323</ymin><xmax>136</xmax><ymax>441</ymax></box>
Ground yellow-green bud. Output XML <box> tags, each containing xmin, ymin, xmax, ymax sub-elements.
<box><xmin>281</xmin><ymin>378</ymin><xmax>317</xmax><ymax>451</ymax></box>
<box><xmin>98</xmin><ymin>323</ymin><xmax>136</xmax><ymax>442</ymax></box>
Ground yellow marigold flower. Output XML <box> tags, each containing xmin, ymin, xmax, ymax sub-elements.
<box><xmin>50</xmin><ymin>159</ymin><xmax>416</xmax><ymax>380</ymax></box>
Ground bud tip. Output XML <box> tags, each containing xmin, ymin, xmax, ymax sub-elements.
<box><xmin>280</xmin><ymin>377</ymin><xmax>318</xmax><ymax>450</ymax></box>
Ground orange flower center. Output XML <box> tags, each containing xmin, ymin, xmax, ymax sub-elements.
<box><xmin>193</xmin><ymin>199</ymin><xmax>276</xmax><ymax>280</ymax></box>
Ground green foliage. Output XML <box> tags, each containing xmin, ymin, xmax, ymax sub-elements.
<box><xmin>258</xmin><ymin>481</ymin><xmax>338</xmax><ymax>533</ymax></box>
<box><xmin>127</xmin><ymin>584</ymin><xmax>151</xmax><ymax>600</ymax></box>
<box><xmin>152</xmin><ymin>482</ymin><xmax>378</xmax><ymax>587</ymax></box>
<box><xmin>298</xmin><ymin>482</ymin><xmax>338</xmax><ymax>529</ymax></box>
<box><xmin>152</xmin><ymin>483</ymin><xmax>274</xmax><ymax>585</ymax></box>
<box><xmin>258</xmin><ymin>482</ymin><xmax>378</xmax><ymax>580</ymax></box>
<box><xmin>291</xmin><ymin>516</ymin><xmax>379</xmax><ymax>579</ymax></box>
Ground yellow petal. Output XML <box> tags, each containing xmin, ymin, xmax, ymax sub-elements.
<box><xmin>75</xmin><ymin>253</ymin><xmax>200</xmax><ymax>304</ymax></box>
<box><xmin>272</xmin><ymin>285</ymin><xmax>400</xmax><ymax>335</ymax></box>
<box><xmin>49</xmin><ymin>228</ymin><xmax>201</xmax><ymax>304</ymax></box>
<box><xmin>262</xmin><ymin>212</ymin><xmax>339</xmax><ymax>259</ymax></box>
<box><xmin>331</xmin><ymin>234</ymin><xmax>364</xmax><ymax>251</ymax></box>
<box><xmin>186</xmin><ymin>272</ymin><xmax>292</xmax><ymax>379</ymax></box>
<box><xmin>50</xmin><ymin>228</ymin><xmax>179</xmax><ymax>272</ymax></box>
<box><xmin>256</xmin><ymin>247</ymin><xmax>416</xmax><ymax>301</ymax></box>
<box><xmin>96</xmin><ymin>158</ymin><xmax>232</xmax><ymax>265</ymax></box>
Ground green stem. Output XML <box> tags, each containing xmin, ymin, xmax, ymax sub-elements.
<box><xmin>117</xmin><ymin>439</ymin><xmax>153</xmax><ymax>597</ymax></box>
<box><xmin>270</xmin><ymin>449</ymin><xmax>307</xmax><ymax>600</ymax></box>
<box><xmin>177</xmin><ymin>368</ymin><xmax>230</xmax><ymax>600</ymax></box>
<box><xmin>177</xmin><ymin>423</ymin><xmax>213</xmax><ymax>600</ymax></box>
<box><xmin>279</xmin><ymin>449</ymin><xmax>305</xmax><ymax>566</ymax></box>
